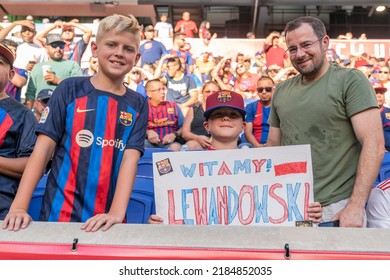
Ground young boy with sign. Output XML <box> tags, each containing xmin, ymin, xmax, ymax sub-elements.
<box><xmin>3</xmin><ymin>14</ymin><xmax>148</xmax><ymax>232</ymax></box>
<box><xmin>149</xmin><ymin>90</ymin><xmax>322</xmax><ymax>224</ymax></box>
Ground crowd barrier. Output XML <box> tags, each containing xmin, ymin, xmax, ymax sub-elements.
<box><xmin>0</xmin><ymin>221</ymin><xmax>389</xmax><ymax>260</ymax></box>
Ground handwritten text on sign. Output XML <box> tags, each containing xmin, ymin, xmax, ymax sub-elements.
<box><xmin>153</xmin><ymin>145</ymin><xmax>313</xmax><ymax>226</ymax></box>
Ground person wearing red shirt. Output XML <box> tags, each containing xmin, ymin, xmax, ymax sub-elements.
<box><xmin>174</xmin><ymin>11</ymin><xmax>198</xmax><ymax>38</ymax></box>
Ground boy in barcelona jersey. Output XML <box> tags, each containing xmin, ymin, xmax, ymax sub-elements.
<box><xmin>3</xmin><ymin>14</ymin><xmax>148</xmax><ymax>232</ymax></box>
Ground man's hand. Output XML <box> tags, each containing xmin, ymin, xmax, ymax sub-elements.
<box><xmin>44</xmin><ymin>71</ymin><xmax>60</xmax><ymax>85</ymax></box>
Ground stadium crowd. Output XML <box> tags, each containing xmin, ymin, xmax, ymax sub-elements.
<box><xmin>0</xmin><ymin>12</ymin><xmax>389</xmax><ymax>230</ymax></box>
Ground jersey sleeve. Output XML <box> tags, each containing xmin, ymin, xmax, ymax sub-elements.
<box><xmin>125</xmin><ymin>96</ymin><xmax>148</xmax><ymax>156</ymax></box>
<box><xmin>16</xmin><ymin>109</ymin><xmax>37</xmax><ymax>157</ymax></box>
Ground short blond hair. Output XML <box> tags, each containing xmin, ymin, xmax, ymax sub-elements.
<box><xmin>96</xmin><ymin>14</ymin><xmax>142</xmax><ymax>44</ymax></box>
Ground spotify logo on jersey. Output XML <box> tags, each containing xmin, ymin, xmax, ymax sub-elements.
<box><xmin>75</xmin><ymin>129</ymin><xmax>94</xmax><ymax>148</ymax></box>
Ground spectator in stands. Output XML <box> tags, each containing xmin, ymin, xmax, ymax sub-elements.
<box><xmin>198</xmin><ymin>20</ymin><xmax>217</xmax><ymax>40</ymax></box>
<box><xmin>263</xmin><ymin>31</ymin><xmax>288</xmax><ymax>68</ymax></box>
<box><xmin>0</xmin><ymin>20</ymin><xmax>47</xmax><ymax>73</ymax></box>
<box><xmin>366</xmin><ymin>178</ymin><xmax>390</xmax><ymax>228</ymax></box>
<box><xmin>2</xmin><ymin>39</ymin><xmax>28</xmax><ymax>102</ymax></box>
<box><xmin>168</xmin><ymin>32</ymin><xmax>194</xmax><ymax>73</ymax></box>
<box><xmin>174</xmin><ymin>11</ymin><xmax>198</xmax><ymax>38</ymax></box>
<box><xmin>377</xmin><ymin>66</ymin><xmax>390</xmax><ymax>107</ymax></box>
<box><xmin>0</xmin><ymin>43</ymin><xmax>37</xmax><ymax>220</ymax></box>
<box><xmin>139</xmin><ymin>25</ymin><xmax>167</xmax><ymax>66</ymax></box>
<box><xmin>378</xmin><ymin>84</ymin><xmax>390</xmax><ymax>151</ymax></box>
<box><xmin>81</xmin><ymin>56</ymin><xmax>98</xmax><ymax>76</ymax></box>
<box><xmin>25</xmin><ymin>34</ymin><xmax>82</xmax><ymax>109</ymax></box>
<box><xmin>35</xmin><ymin>19</ymin><xmax>92</xmax><ymax>65</ymax></box>
<box><xmin>372</xmin><ymin>82</ymin><xmax>386</xmax><ymax>112</ymax></box>
<box><xmin>154</xmin><ymin>55</ymin><xmax>198</xmax><ymax>116</ymax></box>
<box><xmin>211</xmin><ymin>57</ymin><xmax>235</xmax><ymax>90</ymax></box>
<box><xmin>232</xmin><ymin>62</ymin><xmax>260</xmax><ymax>101</ymax></box>
<box><xmin>149</xmin><ymin>90</ymin><xmax>323</xmax><ymax>223</ymax></box>
<box><xmin>246</xmin><ymin>32</ymin><xmax>256</xmax><ymax>39</ymax></box>
<box><xmin>181</xmin><ymin>81</ymin><xmax>221</xmax><ymax>150</ymax></box>
<box><xmin>195</xmin><ymin>51</ymin><xmax>214</xmax><ymax>83</ymax></box>
<box><xmin>244</xmin><ymin>76</ymin><xmax>275</xmax><ymax>147</ymax></box>
<box><xmin>33</xmin><ymin>88</ymin><xmax>52</xmax><ymax>121</ymax></box>
<box><xmin>154</xmin><ymin>14</ymin><xmax>173</xmax><ymax>39</ymax></box>
<box><xmin>267</xmin><ymin>16</ymin><xmax>384</xmax><ymax>227</ymax></box>
<box><xmin>145</xmin><ymin>79</ymin><xmax>183</xmax><ymax>151</ymax></box>
<box><xmin>124</xmin><ymin>68</ymin><xmax>143</xmax><ymax>92</ymax></box>
<box><xmin>2</xmin><ymin>15</ymin><xmax>10</xmax><ymax>23</ymax></box>
<box><xmin>337</xmin><ymin>32</ymin><xmax>354</xmax><ymax>40</ymax></box>
<box><xmin>3</xmin><ymin>14</ymin><xmax>148</xmax><ymax>232</ymax></box>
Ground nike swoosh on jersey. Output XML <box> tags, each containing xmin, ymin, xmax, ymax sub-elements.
<box><xmin>76</xmin><ymin>107</ymin><xmax>95</xmax><ymax>113</ymax></box>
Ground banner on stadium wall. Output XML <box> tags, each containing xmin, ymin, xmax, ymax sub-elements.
<box><xmin>153</xmin><ymin>144</ymin><xmax>314</xmax><ymax>226</ymax></box>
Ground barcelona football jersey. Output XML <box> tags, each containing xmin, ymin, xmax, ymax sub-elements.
<box><xmin>0</xmin><ymin>97</ymin><xmax>37</xmax><ymax>219</ymax></box>
<box><xmin>36</xmin><ymin>77</ymin><xmax>148</xmax><ymax>222</ymax></box>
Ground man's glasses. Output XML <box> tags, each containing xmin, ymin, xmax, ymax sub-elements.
<box><xmin>131</xmin><ymin>71</ymin><xmax>141</xmax><ymax>75</ymax></box>
<box><xmin>379</xmin><ymin>71</ymin><xmax>389</xmax><ymax>74</ymax></box>
<box><xmin>286</xmin><ymin>37</ymin><xmax>324</xmax><ymax>55</ymax></box>
<box><xmin>257</xmin><ymin>87</ymin><xmax>273</xmax><ymax>93</ymax></box>
<box><xmin>50</xmin><ymin>43</ymin><xmax>65</xmax><ymax>49</ymax></box>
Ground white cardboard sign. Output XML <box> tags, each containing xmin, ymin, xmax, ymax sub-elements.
<box><xmin>153</xmin><ymin>145</ymin><xmax>313</xmax><ymax>226</ymax></box>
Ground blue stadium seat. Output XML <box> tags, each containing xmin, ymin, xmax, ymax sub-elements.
<box><xmin>28</xmin><ymin>174</ymin><xmax>48</xmax><ymax>221</ymax></box>
<box><xmin>379</xmin><ymin>165</ymin><xmax>390</xmax><ymax>182</ymax></box>
<box><xmin>126</xmin><ymin>175</ymin><xmax>155</xmax><ymax>224</ymax></box>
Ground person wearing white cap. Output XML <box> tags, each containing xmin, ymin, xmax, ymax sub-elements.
<box><xmin>0</xmin><ymin>42</ymin><xmax>37</xmax><ymax>219</ymax></box>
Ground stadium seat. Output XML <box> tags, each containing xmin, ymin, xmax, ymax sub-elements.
<box><xmin>126</xmin><ymin>175</ymin><xmax>155</xmax><ymax>224</ymax></box>
<box><xmin>28</xmin><ymin>174</ymin><xmax>48</xmax><ymax>221</ymax></box>
<box><xmin>379</xmin><ymin>165</ymin><xmax>390</xmax><ymax>182</ymax></box>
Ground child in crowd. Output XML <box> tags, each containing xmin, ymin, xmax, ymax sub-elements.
<box><xmin>3</xmin><ymin>14</ymin><xmax>148</xmax><ymax>232</ymax></box>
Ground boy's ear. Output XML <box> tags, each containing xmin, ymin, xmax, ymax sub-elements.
<box><xmin>135</xmin><ymin>53</ymin><xmax>141</xmax><ymax>65</ymax></box>
<box><xmin>203</xmin><ymin>121</ymin><xmax>209</xmax><ymax>132</ymax></box>
<box><xmin>90</xmin><ymin>41</ymin><xmax>98</xmax><ymax>57</ymax></box>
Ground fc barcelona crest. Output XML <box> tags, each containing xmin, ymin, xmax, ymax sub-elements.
<box><xmin>156</xmin><ymin>158</ymin><xmax>173</xmax><ymax>175</ymax></box>
<box><xmin>120</xmin><ymin>111</ymin><xmax>133</xmax><ymax>126</ymax></box>
<box><xmin>217</xmin><ymin>90</ymin><xmax>232</xmax><ymax>103</ymax></box>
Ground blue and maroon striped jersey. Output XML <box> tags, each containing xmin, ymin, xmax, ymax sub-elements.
<box><xmin>147</xmin><ymin>101</ymin><xmax>183</xmax><ymax>140</ymax></box>
<box><xmin>0</xmin><ymin>97</ymin><xmax>37</xmax><ymax>219</ymax></box>
<box><xmin>36</xmin><ymin>76</ymin><xmax>148</xmax><ymax>222</ymax></box>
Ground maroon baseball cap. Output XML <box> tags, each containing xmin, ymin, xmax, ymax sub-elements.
<box><xmin>0</xmin><ymin>43</ymin><xmax>15</xmax><ymax>66</ymax></box>
<box><xmin>204</xmin><ymin>90</ymin><xmax>246</xmax><ymax>120</ymax></box>
<box><xmin>371</xmin><ymin>82</ymin><xmax>387</xmax><ymax>93</ymax></box>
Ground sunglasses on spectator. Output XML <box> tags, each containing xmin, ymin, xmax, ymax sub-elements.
<box><xmin>379</xmin><ymin>71</ymin><xmax>389</xmax><ymax>74</ymax></box>
<box><xmin>132</xmin><ymin>71</ymin><xmax>141</xmax><ymax>75</ymax></box>
<box><xmin>257</xmin><ymin>87</ymin><xmax>273</xmax><ymax>93</ymax></box>
<box><xmin>50</xmin><ymin>43</ymin><xmax>65</xmax><ymax>49</ymax></box>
